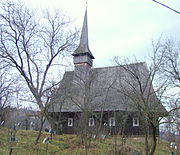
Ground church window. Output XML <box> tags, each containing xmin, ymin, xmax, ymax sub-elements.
<box><xmin>89</xmin><ymin>118</ymin><xmax>95</xmax><ymax>126</ymax></box>
<box><xmin>68</xmin><ymin>118</ymin><xmax>73</xmax><ymax>127</ymax></box>
<box><xmin>109</xmin><ymin>117</ymin><xmax>115</xmax><ymax>126</ymax></box>
<box><xmin>133</xmin><ymin>118</ymin><xmax>139</xmax><ymax>127</ymax></box>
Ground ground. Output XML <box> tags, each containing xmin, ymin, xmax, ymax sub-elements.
<box><xmin>0</xmin><ymin>127</ymin><xmax>176</xmax><ymax>155</ymax></box>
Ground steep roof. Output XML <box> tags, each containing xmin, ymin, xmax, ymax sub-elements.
<box><xmin>48</xmin><ymin>62</ymin><xmax>167</xmax><ymax>115</ymax></box>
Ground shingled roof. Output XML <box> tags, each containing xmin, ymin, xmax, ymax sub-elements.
<box><xmin>48</xmin><ymin>62</ymin><xmax>167</xmax><ymax>115</ymax></box>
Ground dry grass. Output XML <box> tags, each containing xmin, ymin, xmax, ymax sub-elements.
<box><xmin>0</xmin><ymin>127</ymin><xmax>176</xmax><ymax>155</ymax></box>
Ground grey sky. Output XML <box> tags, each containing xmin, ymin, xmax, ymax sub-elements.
<box><xmin>21</xmin><ymin>0</ymin><xmax>180</xmax><ymax>67</ymax></box>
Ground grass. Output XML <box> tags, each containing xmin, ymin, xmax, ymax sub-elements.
<box><xmin>0</xmin><ymin>127</ymin><xmax>176</xmax><ymax>155</ymax></box>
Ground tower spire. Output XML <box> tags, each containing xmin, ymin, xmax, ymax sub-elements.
<box><xmin>72</xmin><ymin>6</ymin><xmax>94</xmax><ymax>62</ymax></box>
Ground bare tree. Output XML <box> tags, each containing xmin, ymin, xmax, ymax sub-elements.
<box><xmin>114</xmin><ymin>55</ymin><xmax>168</xmax><ymax>155</ymax></box>
<box><xmin>0</xmin><ymin>1</ymin><xmax>77</xmax><ymax>143</ymax></box>
<box><xmin>154</xmin><ymin>39</ymin><xmax>180</xmax><ymax>152</ymax></box>
<box><xmin>158</xmin><ymin>39</ymin><xmax>180</xmax><ymax>88</ymax></box>
<box><xmin>69</xmin><ymin>69</ymin><xmax>109</xmax><ymax>154</ymax></box>
<box><xmin>152</xmin><ymin>38</ymin><xmax>179</xmax><ymax>124</ymax></box>
<box><xmin>113</xmin><ymin>38</ymin><xmax>180</xmax><ymax>155</ymax></box>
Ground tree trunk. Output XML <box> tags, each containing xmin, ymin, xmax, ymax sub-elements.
<box><xmin>114</xmin><ymin>134</ymin><xmax>117</xmax><ymax>155</ymax></box>
<box><xmin>8</xmin><ymin>148</ymin><xmax>13</xmax><ymax>155</ymax></box>
<box><xmin>98</xmin><ymin>110</ymin><xmax>104</xmax><ymax>134</ymax></box>
<box><xmin>35</xmin><ymin>116</ymin><xmax>45</xmax><ymax>144</ymax></box>
<box><xmin>145</xmin><ymin>132</ymin><xmax>149</xmax><ymax>155</ymax></box>
<box><xmin>149</xmin><ymin>125</ymin><xmax>157</xmax><ymax>155</ymax></box>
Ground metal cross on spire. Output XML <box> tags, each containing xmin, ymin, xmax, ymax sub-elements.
<box><xmin>86</xmin><ymin>0</ymin><xmax>88</xmax><ymax>9</ymax></box>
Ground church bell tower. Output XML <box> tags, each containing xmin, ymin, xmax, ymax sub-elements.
<box><xmin>72</xmin><ymin>8</ymin><xmax>95</xmax><ymax>70</ymax></box>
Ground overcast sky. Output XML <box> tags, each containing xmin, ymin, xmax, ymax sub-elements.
<box><xmin>20</xmin><ymin>0</ymin><xmax>180</xmax><ymax>67</ymax></box>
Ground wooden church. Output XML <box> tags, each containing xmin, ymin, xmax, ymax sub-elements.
<box><xmin>48</xmin><ymin>8</ymin><xmax>167</xmax><ymax>135</ymax></box>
